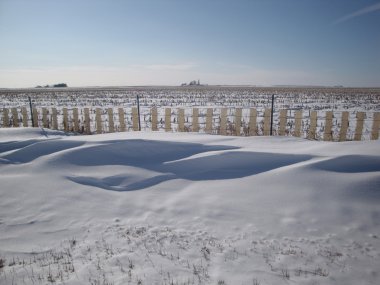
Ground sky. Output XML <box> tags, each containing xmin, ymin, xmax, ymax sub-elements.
<box><xmin>0</xmin><ymin>0</ymin><xmax>379</xmax><ymax>88</ymax></box>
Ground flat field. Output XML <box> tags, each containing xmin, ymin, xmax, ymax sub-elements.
<box><xmin>1</xmin><ymin>86</ymin><xmax>380</xmax><ymax>110</ymax></box>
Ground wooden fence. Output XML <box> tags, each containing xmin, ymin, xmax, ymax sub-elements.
<box><xmin>1</xmin><ymin>107</ymin><xmax>379</xmax><ymax>141</ymax></box>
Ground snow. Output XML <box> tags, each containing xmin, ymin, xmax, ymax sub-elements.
<box><xmin>0</xmin><ymin>128</ymin><xmax>379</xmax><ymax>285</ymax></box>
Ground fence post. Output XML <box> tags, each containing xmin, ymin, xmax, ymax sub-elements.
<box><xmin>354</xmin><ymin>112</ymin><xmax>365</xmax><ymax>141</ymax></box>
<box><xmin>84</xmin><ymin>108</ymin><xmax>91</xmax><ymax>134</ymax></box>
<box><xmin>263</xmin><ymin>108</ymin><xmax>271</xmax><ymax>136</ymax></box>
<box><xmin>178</xmin><ymin>108</ymin><xmax>185</xmax><ymax>132</ymax></box>
<box><xmin>2</xmin><ymin>108</ymin><xmax>9</xmax><ymax>127</ymax></box>
<box><xmin>205</xmin><ymin>108</ymin><xmax>213</xmax><ymax>134</ymax></box>
<box><xmin>192</xmin><ymin>108</ymin><xmax>199</xmax><ymax>132</ymax></box>
<box><xmin>42</xmin><ymin>108</ymin><xmax>48</xmax><ymax>128</ymax></box>
<box><xmin>96</xmin><ymin>108</ymin><xmax>102</xmax><ymax>134</ymax></box>
<box><xmin>136</xmin><ymin>95</ymin><xmax>141</xmax><ymax>131</ymax></box>
<box><xmin>63</xmin><ymin>108</ymin><xmax>69</xmax><ymax>131</ymax></box>
<box><xmin>118</xmin><ymin>108</ymin><xmax>126</xmax><ymax>132</ymax></box>
<box><xmin>151</xmin><ymin>107</ymin><xmax>158</xmax><ymax>131</ymax></box>
<box><xmin>308</xmin><ymin>111</ymin><xmax>317</xmax><ymax>140</ymax></box>
<box><xmin>371</xmin><ymin>112</ymin><xmax>380</xmax><ymax>140</ymax></box>
<box><xmin>234</xmin><ymin>108</ymin><xmax>242</xmax><ymax>136</ymax></box>
<box><xmin>270</xmin><ymin>94</ymin><xmax>275</xmax><ymax>136</ymax></box>
<box><xmin>22</xmin><ymin>107</ymin><xmax>28</xmax><ymax>127</ymax></box>
<box><xmin>220</xmin><ymin>108</ymin><xmax>227</xmax><ymax>135</ymax></box>
<box><xmin>278</xmin><ymin>109</ymin><xmax>287</xmax><ymax>136</ymax></box>
<box><xmin>324</xmin><ymin>111</ymin><xmax>333</xmax><ymax>141</ymax></box>
<box><xmin>28</xmin><ymin>96</ymin><xmax>34</xmax><ymax>127</ymax></box>
<box><xmin>165</xmin><ymin>108</ymin><xmax>171</xmax><ymax>132</ymax></box>
<box><xmin>52</xmin><ymin>108</ymin><xmax>58</xmax><ymax>130</ymax></box>
<box><xmin>73</xmin><ymin>108</ymin><xmax>79</xmax><ymax>132</ymax></box>
<box><xmin>132</xmin><ymin>107</ymin><xmax>139</xmax><ymax>131</ymax></box>
<box><xmin>339</xmin><ymin>111</ymin><xmax>349</xmax><ymax>142</ymax></box>
<box><xmin>249</xmin><ymin>108</ymin><xmax>257</xmax><ymax>136</ymax></box>
<box><xmin>11</xmin><ymin>108</ymin><xmax>19</xmax><ymax>127</ymax></box>
<box><xmin>107</xmin><ymin>108</ymin><xmax>114</xmax><ymax>133</ymax></box>
<box><xmin>294</xmin><ymin>110</ymin><xmax>302</xmax><ymax>137</ymax></box>
<box><xmin>32</xmin><ymin>108</ymin><xmax>39</xmax><ymax>127</ymax></box>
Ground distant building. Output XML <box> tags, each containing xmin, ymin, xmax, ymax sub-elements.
<box><xmin>182</xmin><ymin>80</ymin><xmax>203</xmax><ymax>86</ymax></box>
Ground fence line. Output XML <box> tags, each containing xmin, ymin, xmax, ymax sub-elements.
<box><xmin>1</xmin><ymin>107</ymin><xmax>379</xmax><ymax>141</ymax></box>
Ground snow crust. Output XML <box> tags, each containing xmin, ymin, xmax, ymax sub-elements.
<box><xmin>0</xmin><ymin>128</ymin><xmax>379</xmax><ymax>284</ymax></box>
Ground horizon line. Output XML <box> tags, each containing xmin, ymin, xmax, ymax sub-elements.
<box><xmin>1</xmin><ymin>84</ymin><xmax>380</xmax><ymax>90</ymax></box>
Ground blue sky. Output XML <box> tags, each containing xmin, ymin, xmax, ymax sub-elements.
<box><xmin>0</xmin><ymin>0</ymin><xmax>379</xmax><ymax>87</ymax></box>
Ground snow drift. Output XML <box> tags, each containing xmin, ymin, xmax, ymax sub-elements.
<box><xmin>0</xmin><ymin>128</ymin><xmax>379</xmax><ymax>285</ymax></box>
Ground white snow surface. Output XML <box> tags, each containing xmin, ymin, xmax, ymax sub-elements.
<box><xmin>0</xmin><ymin>128</ymin><xmax>379</xmax><ymax>285</ymax></box>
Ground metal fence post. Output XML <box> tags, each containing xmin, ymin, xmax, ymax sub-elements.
<box><xmin>28</xmin><ymin>96</ymin><xmax>34</xmax><ymax>127</ymax></box>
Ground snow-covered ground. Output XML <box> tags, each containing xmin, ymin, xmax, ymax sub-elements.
<box><xmin>0</xmin><ymin>128</ymin><xmax>379</xmax><ymax>285</ymax></box>
<box><xmin>1</xmin><ymin>87</ymin><xmax>379</xmax><ymax>112</ymax></box>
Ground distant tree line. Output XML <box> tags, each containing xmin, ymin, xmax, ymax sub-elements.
<box><xmin>36</xmin><ymin>83</ymin><xmax>68</xmax><ymax>88</ymax></box>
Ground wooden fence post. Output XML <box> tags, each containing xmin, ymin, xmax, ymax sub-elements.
<box><xmin>324</xmin><ymin>111</ymin><xmax>333</xmax><ymax>141</ymax></box>
<box><xmin>205</xmin><ymin>108</ymin><xmax>213</xmax><ymax>134</ymax></box>
<box><xmin>294</xmin><ymin>110</ymin><xmax>302</xmax><ymax>137</ymax></box>
<box><xmin>263</xmin><ymin>108</ymin><xmax>271</xmax><ymax>136</ymax></box>
<box><xmin>84</xmin><ymin>108</ymin><xmax>91</xmax><ymax>134</ymax></box>
<box><xmin>73</xmin><ymin>108</ymin><xmax>79</xmax><ymax>132</ymax></box>
<box><xmin>192</xmin><ymin>108</ymin><xmax>199</xmax><ymax>132</ymax></box>
<box><xmin>32</xmin><ymin>108</ymin><xmax>39</xmax><ymax>127</ymax></box>
<box><xmin>278</xmin><ymin>109</ymin><xmax>287</xmax><ymax>136</ymax></box>
<box><xmin>178</xmin><ymin>108</ymin><xmax>185</xmax><ymax>132</ymax></box>
<box><xmin>22</xmin><ymin>107</ymin><xmax>28</xmax><ymax>127</ymax></box>
<box><xmin>354</xmin><ymin>112</ymin><xmax>365</xmax><ymax>141</ymax></box>
<box><xmin>42</xmin><ymin>108</ymin><xmax>48</xmax><ymax>128</ymax></box>
<box><xmin>11</xmin><ymin>108</ymin><xmax>19</xmax><ymax>127</ymax></box>
<box><xmin>371</xmin><ymin>112</ymin><xmax>380</xmax><ymax>140</ymax></box>
<box><xmin>118</xmin><ymin>108</ymin><xmax>126</xmax><ymax>132</ymax></box>
<box><xmin>96</xmin><ymin>108</ymin><xmax>102</xmax><ymax>134</ymax></box>
<box><xmin>107</xmin><ymin>108</ymin><xmax>114</xmax><ymax>133</ymax></box>
<box><xmin>63</xmin><ymin>108</ymin><xmax>69</xmax><ymax>131</ymax></box>
<box><xmin>339</xmin><ymin>111</ymin><xmax>349</xmax><ymax>142</ymax></box>
<box><xmin>308</xmin><ymin>111</ymin><xmax>317</xmax><ymax>140</ymax></box>
<box><xmin>132</xmin><ymin>107</ymin><xmax>139</xmax><ymax>131</ymax></box>
<box><xmin>234</xmin><ymin>108</ymin><xmax>242</xmax><ymax>136</ymax></box>
<box><xmin>220</xmin><ymin>108</ymin><xmax>227</xmax><ymax>135</ymax></box>
<box><xmin>249</xmin><ymin>108</ymin><xmax>257</xmax><ymax>136</ymax></box>
<box><xmin>2</xmin><ymin>108</ymin><xmax>9</xmax><ymax>127</ymax></box>
<box><xmin>165</xmin><ymin>108</ymin><xmax>171</xmax><ymax>132</ymax></box>
<box><xmin>151</xmin><ymin>107</ymin><xmax>158</xmax><ymax>131</ymax></box>
<box><xmin>52</xmin><ymin>108</ymin><xmax>58</xmax><ymax>130</ymax></box>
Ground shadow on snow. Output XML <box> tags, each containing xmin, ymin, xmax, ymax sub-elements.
<box><xmin>60</xmin><ymin>140</ymin><xmax>313</xmax><ymax>191</ymax></box>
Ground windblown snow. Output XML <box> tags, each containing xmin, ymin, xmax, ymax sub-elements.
<box><xmin>0</xmin><ymin>128</ymin><xmax>379</xmax><ymax>285</ymax></box>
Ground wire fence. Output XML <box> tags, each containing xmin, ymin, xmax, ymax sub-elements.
<box><xmin>1</xmin><ymin>105</ymin><xmax>379</xmax><ymax>141</ymax></box>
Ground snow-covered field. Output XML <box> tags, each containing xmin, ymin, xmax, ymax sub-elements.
<box><xmin>1</xmin><ymin>87</ymin><xmax>379</xmax><ymax>111</ymax></box>
<box><xmin>0</xmin><ymin>128</ymin><xmax>379</xmax><ymax>284</ymax></box>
